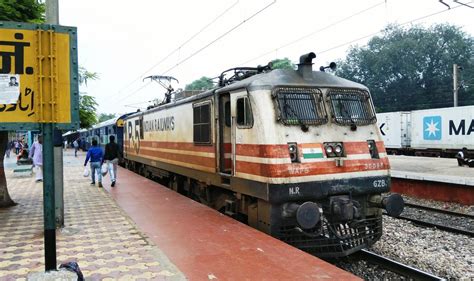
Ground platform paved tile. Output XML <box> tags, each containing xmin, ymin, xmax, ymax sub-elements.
<box><xmin>0</xmin><ymin>152</ymin><xmax>185</xmax><ymax>280</ymax></box>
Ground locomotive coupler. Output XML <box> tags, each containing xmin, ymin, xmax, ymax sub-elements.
<box><xmin>329</xmin><ymin>195</ymin><xmax>361</xmax><ymax>222</ymax></box>
<box><xmin>369</xmin><ymin>194</ymin><xmax>404</xmax><ymax>217</ymax></box>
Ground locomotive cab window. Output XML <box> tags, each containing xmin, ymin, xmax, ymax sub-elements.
<box><xmin>273</xmin><ymin>87</ymin><xmax>327</xmax><ymax>126</ymax></box>
<box><xmin>327</xmin><ymin>89</ymin><xmax>376</xmax><ymax>126</ymax></box>
<box><xmin>236</xmin><ymin>97</ymin><xmax>253</xmax><ymax>128</ymax></box>
<box><xmin>193</xmin><ymin>102</ymin><xmax>212</xmax><ymax>144</ymax></box>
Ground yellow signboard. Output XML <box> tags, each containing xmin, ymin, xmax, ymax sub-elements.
<box><xmin>0</xmin><ymin>22</ymin><xmax>78</xmax><ymax>130</ymax></box>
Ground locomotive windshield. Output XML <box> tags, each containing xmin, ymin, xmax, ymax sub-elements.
<box><xmin>274</xmin><ymin>87</ymin><xmax>327</xmax><ymax>126</ymax></box>
<box><xmin>327</xmin><ymin>89</ymin><xmax>376</xmax><ymax>126</ymax></box>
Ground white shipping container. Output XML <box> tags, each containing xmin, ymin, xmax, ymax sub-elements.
<box><xmin>376</xmin><ymin>112</ymin><xmax>411</xmax><ymax>149</ymax></box>
<box><xmin>410</xmin><ymin>105</ymin><xmax>474</xmax><ymax>150</ymax></box>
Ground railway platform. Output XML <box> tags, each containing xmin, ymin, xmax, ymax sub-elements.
<box><xmin>388</xmin><ymin>155</ymin><xmax>474</xmax><ymax>205</ymax></box>
<box><xmin>0</xmin><ymin>151</ymin><xmax>357</xmax><ymax>280</ymax></box>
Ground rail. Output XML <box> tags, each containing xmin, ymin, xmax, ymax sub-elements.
<box><xmin>357</xmin><ymin>250</ymin><xmax>445</xmax><ymax>281</ymax></box>
<box><xmin>404</xmin><ymin>202</ymin><xmax>474</xmax><ymax>219</ymax></box>
<box><xmin>394</xmin><ymin>214</ymin><xmax>474</xmax><ymax>237</ymax></box>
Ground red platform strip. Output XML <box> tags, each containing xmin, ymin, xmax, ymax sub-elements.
<box><xmin>391</xmin><ymin>178</ymin><xmax>474</xmax><ymax>205</ymax></box>
<box><xmin>106</xmin><ymin>168</ymin><xmax>359</xmax><ymax>280</ymax></box>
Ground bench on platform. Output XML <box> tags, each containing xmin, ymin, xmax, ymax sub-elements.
<box><xmin>13</xmin><ymin>165</ymin><xmax>33</xmax><ymax>177</ymax></box>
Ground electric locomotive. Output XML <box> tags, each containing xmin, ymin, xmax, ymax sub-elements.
<box><xmin>123</xmin><ymin>52</ymin><xmax>404</xmax><ymax>257</ymax></box>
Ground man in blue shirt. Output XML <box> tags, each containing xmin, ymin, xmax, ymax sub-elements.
<box><xmin>84</xmin><ymin>139</ymin><xmax>104</xmax><ymax>187</ymax></box>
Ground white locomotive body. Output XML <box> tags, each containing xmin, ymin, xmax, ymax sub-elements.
<box><xmin>123</xmin><ymin>53</ymin><xmax>403</xmax><ymax>257</ymax></box>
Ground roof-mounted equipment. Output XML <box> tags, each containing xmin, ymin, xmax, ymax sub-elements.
<box><xmin>218</xmin><ymin>62</ymin><xmax>272</xmax><ymax>87</ymax></box>
<box><xmin>143</xmin><ymin>75</ymin><xmax>179</xmax><ymax>106</ymax></box>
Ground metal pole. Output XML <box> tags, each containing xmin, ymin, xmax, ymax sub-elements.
<box><xmin>54</xmin><ymin>131</ymin><xmax>64</xmax><ymax>228</ymax></box>
<box><xmin>453</xmin><ymin>64</ymin><xmax>459</xmax><ymax>107</ymax></box>
<box><xmin>46</xmin><ymin>0</ymin><xmax>59</xmax><ymax>24</ymax></box>
<box><xmin>42</xmin><ymin>124</ymin><xmax>56</xmax><ymax>271</ymax></box>
<box><xmin>43</xmin><ymin>0</ymin><xmax>59</xmax><ymax>271</ymax></box>
<box><xmin>46</xmin><ymin>0</ymin><xmax>64</xmax><ymax>228</ymax></box>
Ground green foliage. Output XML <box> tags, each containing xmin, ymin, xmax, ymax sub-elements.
<box><xmin>79</xmin><ymin>94</ymin><xmax>98</xmax><ymax>128</ymax></box>
<box><xmin>271</xmin><ymin>58</ymin><xmax>295</xmax><ymax>70</ymax></box>
<box><xmin>336</xmin><ymin>24</ymin><xmax>474</xmax><ymax>112</ymax></box>
<box><xmin>185</xmin><ymin>77</ymin><xmax>214</xmax><ymax>91</ymax></box>
<box><xmin>79</xmin><ymin>67</ymin><xmax>99</xmax><ymax>86</ymax></box>
<box><xmin>78</xmin><ymin>68</ymin><xmax>99</xmax><ymax>128</ymax></box>
<box><xmin>98</xmin><ymin>113</ymin><xmax>117</xmax><ymax>123</ymax></box>
<box><xmin>0</xmin><ymin>0</ymin><xmax>45</xmax><ymax>23</ymax></box>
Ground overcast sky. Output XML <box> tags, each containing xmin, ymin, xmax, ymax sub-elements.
<box><xmin>59</xmin><ymin>0</ymin><xmax>474</xmax><ymax>115</ymax></box>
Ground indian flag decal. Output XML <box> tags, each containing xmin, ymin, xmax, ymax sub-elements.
<box><xmin>302</xmin><ymin>147</ymin><xmax>324</xmax><ymax>159</ymax></box>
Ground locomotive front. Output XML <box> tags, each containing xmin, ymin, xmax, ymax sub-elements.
<box><xmin>226</xmin><ymin>53</ymin><xmax>404</xmax><ymax>258</ymax></box>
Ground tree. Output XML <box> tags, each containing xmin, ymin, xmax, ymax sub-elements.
<box><xmin>271</xmin><ymin>58</ymin><xmax>295</xmax><ymax>70</ymax></box>
<box><xmin>336</xmin><ymin>24</ymin><xmax>474</xmax><ymax>112</ymax></box>
<box><xmin>0</xmin><ymin>0</ymin><xmax>44</xmax><ymax>23</ymax></box>
<box><xmin>185</xmin><ymin>77</ymin><xmax>214</xmax><ymax>91</ymax></box>
<box><xmin>79</xmin><ymin>95</ymin><xmax>98</xmax><ymax>128</ymax></box>
<box><xmin>78</xmin><ymin>67</ymin><xmax>99</xmax><ymax>128</ymax></box>
<box><xmin>0</xmin><ymin>0</ymin><xmax>44</xmax><ymax>208</ymax></box>
<box><xmin>98</xmin><ymin>113</ymin><xmax>117</xmax><ymax>123</ymax></box>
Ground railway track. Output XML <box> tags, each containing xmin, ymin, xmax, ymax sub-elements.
<box><xmin>404</xmin><ymin>202</ymin><xmax>474</xmax><ymax>219</ymax></box>
<box><xmin>356</xmin><ymin>250</ymin><xmax>445</xmax><ymax>281</ymax></box>
<box><xmin>384</xmin><ymin>202</ymin><xmax>474</xmax><ymax>237</ymax></box>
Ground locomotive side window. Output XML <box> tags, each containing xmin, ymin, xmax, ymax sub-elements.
<box><xmin>236</xmin><ymin>97</ymin><xmax>253</xmax><ymax>128</ymax></box>
<box><xmin>326</xmin><ymin>89</ymin><xmax>376</xmax><ymax>126</ymax></box>
<box><xmin>273</xmin><ymin>87</ymin><xmax>327</xmax><ymax>126</ymax></box>
<box><xmin>193</xmin><ymin>102</ymin><xmax>212</xmax><ymax>144</ymax></box>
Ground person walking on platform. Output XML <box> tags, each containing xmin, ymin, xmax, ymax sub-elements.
<box><xmin>5</xmin><ymin>140</ymin><xmax>11</xmax><ymax>158</ymax></box>
<box><xmin>29</xmin><ymin>136</ymin><xmax>43</xmax><ymax>182</ymax></box>
<box><xmin>103</xmin><ymin>135</ymin><xmax>120</xmax><ymax>187</ymax></box>
<box><xmin>84</xmin><ymin>139</ymin><xmax>103</xmax><ymax>187</ymax></box>
<box><xmin>456</xmin><ymin>147</ymin><xmax>469</xmax><ymax>166</ymax></box>
<box><xmin>73</xmin><ymin>138</ymin><xmax>80</xmax><ymax>157</ymax></box>
<box><xmin>14</xmin><ymin>140</ymin><xmax>20</xmax><ymax>155</ymax></box>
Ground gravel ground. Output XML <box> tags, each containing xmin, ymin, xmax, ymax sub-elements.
<box><xmin>401</xmin><ymin>206</ymin><xmax>474</xmax><ymax>232</ymax></box>
<box><xmin>370</xmin><ymin>216</ymin><xmax>474</xmax><ymax>280</ymax></box>
<box><xmin>332</xmin><ymin>257</ymin><xmax>403</xmax><ymax>280</ymax></box>
<box><xmin>402</xmin><ymin>195</ymin><xmax>474</xmax><ymax>215</ymax></box>
<box><xmin>333</xmin><ymin>196</ymin><xmax>473</xmax><ymax>280</ymax></box>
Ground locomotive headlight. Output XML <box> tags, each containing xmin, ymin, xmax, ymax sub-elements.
<box><xmin>288</xmin><ymin>142</ymin><xmax>299</xmax><ymax>163</ymax></box>
<box><xmin>324</xmin><ymin>142</ymin><xmax>345</xmax><ymax>158</ymax></box>
<box><xmin>289</xmin><ymin>145</ymin><xmax>297</xmax><ymax>153</ymax></box>
<box><xmin>367</xmin><ymin>140</ymin><xmax>379</xmax><ymax>159</ymax></box>
<box><xmin>325</xmin><ymin>145</ymin><xmax>334</xmax><ymax>154</ymax></box>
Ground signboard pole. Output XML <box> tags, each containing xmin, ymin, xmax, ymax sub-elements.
<box><xmin>46</xmin><ymin>0</ymin><xmax>65</xmax><ymax>229</ymax></box>
<box><xmin>43</xmin><ymin>0</ymin><xmax>59</xmax><ymax>271</ymax></box>
<box><xmin>42</xmin><ymin>123</ymin><xmax>57</xmax><ymax>271</ymax></box>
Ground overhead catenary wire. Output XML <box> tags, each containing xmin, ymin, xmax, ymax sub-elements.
<box><xmin>119</xmin><ymin>0</ymin><xmax>277</xmax><ymax>105</ymax></box>
<box><xmin>116</xmin><ymin>81</ymin><xmax>153</xmax><ymax>104</ymax></box>
<box><xmin>317</xmin><ymin>1</ymin><xmax>473</xmax><ymax>55</ymax></box>
<box><xmin>241</xmin><ymin>0</ymin><xmax>386</xmax><ymax>65</ymax></box>
<box><xmin>107</xmin><ymin>0</ymin><xmax>240</xmax><ymax>100</ymax></box>
<box><xmin>120</xmin><ymin>1</ymin><xmax>471</xmax><ymax>108</ymax></box>
<box><xmin>160</xmin><ymin>0</ymin><xmax>277</xmax><ymax>76</ymax></box>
